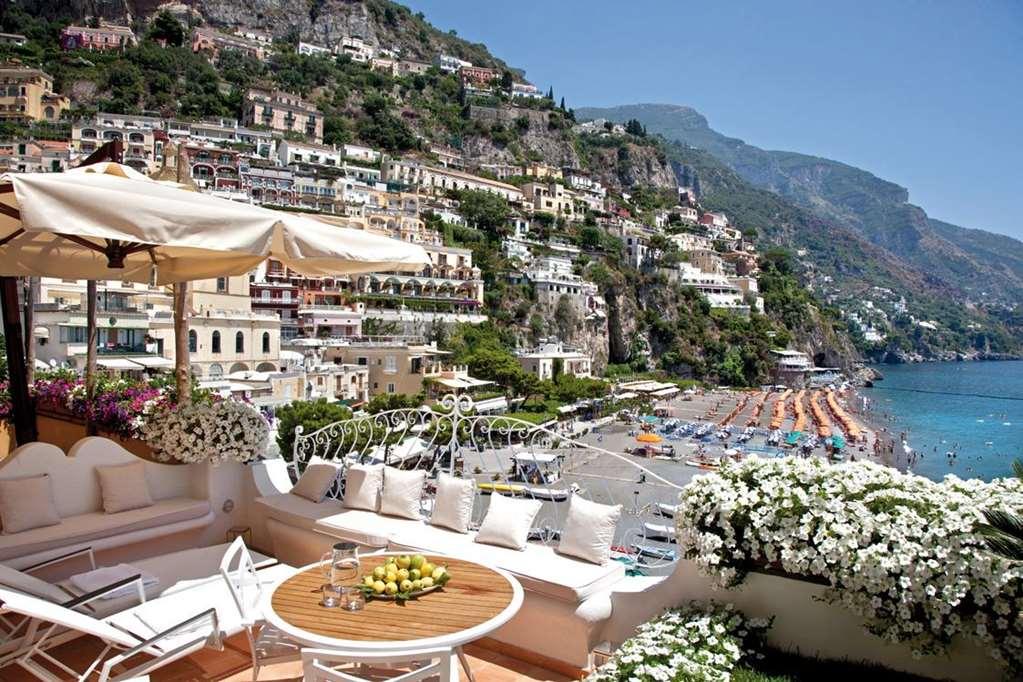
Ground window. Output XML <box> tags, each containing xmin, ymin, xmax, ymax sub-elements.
<box><xmin>188</xmin><ymin>330</ymin><xmax>197</xmax><ymax>353</ymax></box>
<box><xmin>260</xmin><ymin>290</ymin><xmax>270</xmax><ymax>301</ymax></box>
<box><xmin>216</xmin><ymin>277</ymin><xmax>227</xmax><ymax>293</ymax></box>
<box><xmin>356</xmin><ymin>356</ymin><xmax>368</xmax><ymax>366</ymax></box>
<box><xmin>262</xmin><ymin>331</ymin><xmax>270</xmax><ymax>354</ymax></box>
<box><xmin>211</xmin><ymin>331</ymin><xmax>221</xmax><ymax>353</ymax></box>
<box><xmin>235</xmin><ymin>331</ymin><xmax>244</xmax><ymax>353</ymax></box>
<box><xmin>387</xmin><ymin>383</ymin><xmax>395</xmax><ymax>394</ymax></box>
<box><xmin>384</xmin><ymin>356</ymin><xmax>397</xmax><ymax>373</ymax></box>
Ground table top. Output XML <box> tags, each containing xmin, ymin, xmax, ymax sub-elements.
<box><xmin>263</xmin><ymin>553</ymin><xmax>523</xmax><ymax>651</ymax></box>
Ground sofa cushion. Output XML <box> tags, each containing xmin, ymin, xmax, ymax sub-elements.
<box><xmin>557</xmin><ymin>495</ymin><xmax>621</xmax><ymax>566</ymax></box>
<box><xmin>0</xmin><ymin>474</ymin><xmax>61</xmax><ymax>534</ymax></box>
<box><xmin>312</xmin><ymin>509</ymin><xmax>426</xmax><ymax>549</ymax></box>
<box><xmin>291</xmin><ymin>463</ymin><xmax>343</xmax><ymax>503</ymax></box>
<box><xmin>475</xmin><ymin>494</ymin><xmax>541</xmax><ymax>551</ymax></box>
<box><xmin>388</xmin><ymin>524</ymin><xmax>625</xmax><ymax>603</ymax></box>
<box><xmin>431</xmin><ymin>473</ymin><xmax>475</xmax><ymax>533</ymax></box>
<box><xmin>343</xmin><ymin>464</ymin><xmax>383</xmax><ymax>512</ymax></box>
<box><xmin>0</xmin><ymin>498</ymin><xmax>212</xmax><ymax>562</ymax></box>
<box><xmin>96</xmin><ymin>462</ymin><xmax>153</xmax><ymax>514</ymax></box>
<box><xmin>254</xmin><ymin>493</ymin><xmax>344</xmax><ymax>531</ymax></box>
<box><xmin>379</xmin><ymin>467</ymin><xmax>426</xmax><ymax>520</ymax></box>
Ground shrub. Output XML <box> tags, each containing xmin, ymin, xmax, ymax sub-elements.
<box><xmin>275</xmin><ymin>399</ymin><xmax>352</xmax><ymax>460</ymax></box>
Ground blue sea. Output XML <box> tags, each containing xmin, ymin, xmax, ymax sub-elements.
<box><xmin>862</xmin><ymin>361</ymin><xmax>1023</xmax><ymax>482</ymax></box>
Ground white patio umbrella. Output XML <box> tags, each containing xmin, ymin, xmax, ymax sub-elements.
<box><xmin>0</xmin><ymin>163</ymin><xmax>430</xmax><ymax>283</ymax></box>
<box><xmin>0</xmin><ymin>163</ymin><xmax>430</xmax><ymax>437</ymax></box>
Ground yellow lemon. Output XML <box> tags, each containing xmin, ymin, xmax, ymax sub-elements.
<box><xmin>432</xmin><ymin>567</ymin><xmax>447</xmax><ymax>580</ymax></box>
<box><xmin>409</xmin><ymin>569</ymin><xmax>421</xmax><ymax>581</ymax></box>
<box><xmin>396</xmin><ymin>568</ymin><xmax>410</xmax><ymax>582</ymax></box>
<box><xmin>420</xmin><ymin>576</ymin><xmax>434</xmax><ymax>588</ymax></box>
<box><xmin>396</xmin><ymin>555</ymin><xmax>412</xmax><ymax>569</ymax></box>
<box><xmin>411</xmin><ymin>579</ymin><xmax>423</xmax><ymax>591</ymax></box>
<box><xmin>410</xmin><ymin>555</ymin><xmax>425</xmax><ymax>570</ymax></box>
<box><xmin>372</xmin><ymin>580</ymin><xmax>386</xmax><ymax>594</ymax></box>
<box><xmin>399</xmin><ymin>579</ymin><xmax>413</xmax><ymax>592</ymax></box>
<box><xmin>372</xmin><ymin>566</ymin><xmax>387</xmax><ymax>580</ymax></box>
<box><xmin>363</xmin><ymin>576</ymin><xmax>375</xmax><ymax>588</ymax></box>
<box><xmin>384</xmin><ymin>581</ymin><xmax>398</xmax><ymax>595</ymax></box>
<box><xmin>420</xmin><ymin>562</ymin><xmax>435</xmax><ymax>577</ymax></box>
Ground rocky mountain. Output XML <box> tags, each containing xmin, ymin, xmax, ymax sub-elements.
<box><xmin>577</xmin><ymin>104</ymin><xmax>1023</xmax><ymax>305</ymax></box>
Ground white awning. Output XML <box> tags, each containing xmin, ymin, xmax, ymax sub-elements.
<box><xmin>615</xmin><ymin>391</ymin><xmax>638</xmax><ymax>400</ymax></box>
<box><xmin>128</xmin><ymin>356</ymin><xmax>174</xmax><ymax>368</ymax></box>
<box><xmin>96</xmin><ymin>357</ymin><xmax>143</xmax><ymax>370</ymax></box>
<box><xmin>652</xmin><ymin>387</ymin><xmax>680</xmax><ymax>397</ymax></box>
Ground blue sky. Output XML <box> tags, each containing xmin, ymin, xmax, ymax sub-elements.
<box><xmin>402</xmin><ymin>0</ymin><xmax>1022</xmax><ymax>239</ymax></box>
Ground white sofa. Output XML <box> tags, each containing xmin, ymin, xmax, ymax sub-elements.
<box><xmin>251</xmin><ymin>461</ymin><xmax>623</xmax><ymax>670</ymax></box>
<box><xmin>0</xmin><ymin>438</ymin><xmax>214</xmax><ymax>570</ymax></box>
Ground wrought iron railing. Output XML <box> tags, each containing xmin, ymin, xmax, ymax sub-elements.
<box><xmin>292</xmin><ymin>394</ymin><xmax>684</xmax><ymax>571</ymax></box>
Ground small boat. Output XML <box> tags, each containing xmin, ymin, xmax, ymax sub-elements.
<box><xmin>656</xmin><ymin>503</ymin><xmax>678</xmax><ymax>518</ymax></box>
<box><xmin>523</xmin><ymin>487</ymin><xmax>571</xmax><ymax>501</ymax></box>
<box><xmin>643</xmin><ymin>523</ymin><xmax>677</xmax><ymax>542</ymax></box>
<box><xmin>477</xmin><ymin>482</ymin><xmax>524</xmax><ymax>495</ymax></box>
<box><xmin>631</xmin><ymin>543</ymin><xmax>677</xmax><ymax>561</ymax></box>
<box><xmin>685</xmin><ymin>459</ymin><xmax>719</xmax><ymax>470</ymax></box>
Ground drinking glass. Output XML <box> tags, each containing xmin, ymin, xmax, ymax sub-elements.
<box><xmin>321</xmin><ymin>583</ymin><xmax>342</xmax><ymax>608</ymax></box>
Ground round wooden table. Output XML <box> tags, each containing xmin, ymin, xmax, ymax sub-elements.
<box><xmin>262</xmin><ymin>553</ymin><xmax>523</xmax><ymax>681</ymax></box>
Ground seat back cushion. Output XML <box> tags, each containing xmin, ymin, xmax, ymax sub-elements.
<box><xmin>291</xmin><ymin>463</ymin><xmax>343</xmax><ymax>503</ymax></box>
<box><xmin>342</xmin><ymin>464</ymin><xmax>383</xmax><ymax>512</ymax></box>
<box><xmin>96</xmin><ymin>462</ymin><xmax>154</xmax><ymax>514</ymax></box>
<box><xmin>0</xmin><ymin>474</ymin><xmax>61</xmax><ymax>534</ymax></box>
<box><xmin>474</xmin><ymin>493</ymin><xmax>541</xmax><ymax>551</ymax></box>
<box><xmin>379</xmin><ymin>467</ymin><xmax>425</xmax><ymax>520</ymax></box>
<box><xmin>557</xmin><ymin>495</ymin><xmax>621</xmax><ymax>565</ymax></box>
<box><xmin>0</xmin><ymin>563</ymin><xmax>68</xmax><ymax>603</ymax></box>
<box><xmin>431</xmin><ymin>473</ymin><xmax>475</xmax><ymax>533</ymax></box>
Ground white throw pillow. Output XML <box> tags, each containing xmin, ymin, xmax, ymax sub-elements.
<box><xmin>557</xmin><ymin>495</ymin><xmax>622</xmax><ymax>565</ymax></box>
<box><xmin>0</xmin><ymin>564</ymin><xmax>68</xmax><ymax>603</ymax></box>
<box><xmin>0</xmin><ymin>474</ymin><xmax>61</xmax><ymax>534</ymax></box>
<box><xmin>379</xmin><ymin>467</ymin><xmax>426</xmax><ymax>520</ymax></box>
<box><xmin>474</xmin><ymin>493</ymin><xmax>541</xmax><ymax>551</ymax></box>
<box><xmin>431</xmin><ymin>473</ymin><xmax>476</xmax><ymax>533</ymax></box>
<box><xmin>291</xmin><ymin>462</ymin><xmax>343</xmax><ymax>503</ymax></box>
<box><xmin>342</xmin><ymin>463</ymin><xmax>383</xmax><ymax>511</ymax></box>
<box><xmin>96</xmin><ymin>462</ymin><xmax>153</xmax><ymax>514</ymax></box>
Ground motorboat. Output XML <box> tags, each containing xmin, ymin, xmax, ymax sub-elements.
<box><xmin>656</xmin><ymin>502</ymin><xmax>678</xmax><ymax>518</ymax></box>
<box><xmin>631</xmin><ymin>543</ymin><xmax>677</xmax><ymax>562</ymax></box>
<box><xmin>477</xmin><ymin>482</ymin><xmax>525</xmax><ymax>495</ymax></box>
<box><xmin>642</xmin><ymin>522</ymin><xmax>677</xmax><ymax>542</ymax></box>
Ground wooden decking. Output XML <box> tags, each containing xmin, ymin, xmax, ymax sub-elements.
<box><xmin>2</xmin><ymin>632</ymin><xmax>577</xmax><ymax>681</ymax></box>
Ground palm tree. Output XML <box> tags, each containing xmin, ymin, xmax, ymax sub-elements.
<box><xmin>976</xmin><ymin>459</ymin><xmax>1023</xmax><ymax>560</ymax></box>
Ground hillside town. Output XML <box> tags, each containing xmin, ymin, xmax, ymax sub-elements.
<box><xmin>0</xmin><ymin>19</ymin><xmax>783</xmax><ymax>410</ymax></box>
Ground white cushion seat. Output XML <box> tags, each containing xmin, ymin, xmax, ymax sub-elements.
<box><xmin>387</xmin><ymin>524</ymin><xmax>625</xmax><ymax>603</ymax></box>
<box><xmin>0</xmin><ymin>498</ymin><xmax>212</xmax><ymax>563</ymax></box>
<box><xmin>253</xmin><ymin>493</ymin><xmax>344</xmax><ymax>531</ymax></box>
<box><xmin>312</xmin><ymin>509</ymin><xmax>426</xmax><ymax>549</ymax></box>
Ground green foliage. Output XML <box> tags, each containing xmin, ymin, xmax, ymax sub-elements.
<box><xmin>275</xmin><ymin>399</ymin><xmax>352</xmax><ymax>460</ymax></box>
<box><xmin>455</xmin><ymin>190</ymin><xmax>510</xmax><ymax>235</ymax></box>
<box><xmin>146</xmin><ymin>11</ymin><xmax>185</xmax><ymax>47</ymax></box>
<box><xmin>366</xmin><ymin>392</ymin><xmax>425</xmax><ymax>414</ymax></box>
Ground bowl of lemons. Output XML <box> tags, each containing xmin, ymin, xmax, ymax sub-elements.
<box><xmin>359</xmin><ymin>554</ymin><xmax>451</xmax><ymax>602</ymax></box>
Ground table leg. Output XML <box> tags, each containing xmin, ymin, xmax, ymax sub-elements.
<box><xmin>455</xmin><ymin>646</ymin><xmax>475</xmax><ymax>682</ymax></box>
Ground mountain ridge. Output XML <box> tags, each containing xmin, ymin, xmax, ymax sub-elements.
<box><xmin>577</xmin><ymin>103</ymin><xmax>1023</xmax><ymax>305</ymax></box>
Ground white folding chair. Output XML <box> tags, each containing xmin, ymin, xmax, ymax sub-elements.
<box><xmin>219</xmin><ymin>536</ymin><xmax>301</xmax><ymax>681</ymax></box>
<box><xmin>0</xmin><ymin>586</ymin><xmax>222</xmax><ymax>682</ymax></box>
<box><xmin>301</xmin><ymin>646</ymin><xmax>453</xmax><ymax>682</ymax></box>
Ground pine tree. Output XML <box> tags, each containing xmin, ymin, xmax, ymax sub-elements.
<box><xmin>546</xmin><ymin>86</ymin><xmax>554</xmax><ymax>100</ymax></box>
<box><xmin>559</xmin><ymin>96</ymin><xmax>565</xmax><ymax>110</ymax></box>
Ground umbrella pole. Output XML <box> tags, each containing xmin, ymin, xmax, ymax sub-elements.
<box><xmin>23</xmin><ymin>277</ymin><xmax>35</xmax><ymax>385</ymax></box>
<box><xmin>173</xmin><ymin>282</ymin><xmax>190</xmax><ymax>406</ymax></box>
<box><xmin>0</xmin><ymin>276</ymin><xmax>37</xmax><ymax>444</ymax></box>
<box><xmin>85</xmin><ymin>280</ymin><xmax>97</xmax><ymax>436</ymax></box>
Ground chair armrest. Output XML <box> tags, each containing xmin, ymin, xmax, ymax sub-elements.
<box><xmin>22</xmin><ymin>547</ymin><xmax>96</xmax><ymax>574</ymax></box>
<box><xmin>99</xmin><ymin>608</ymin><xmax>221</xmax><ymax>681</ymax></box>
<box><xmin>253</xmin><ymin>558</ymin><xmax>280</xmax><ymax>570</ymax></box>
<box><xmin>61</xmin><ymin>573</ymin><xmax>146</xmax><ymax>611</ymax></box>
